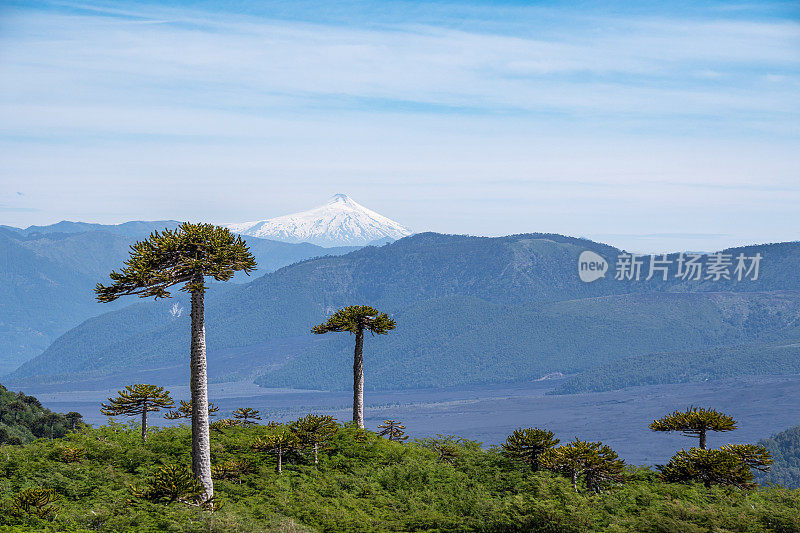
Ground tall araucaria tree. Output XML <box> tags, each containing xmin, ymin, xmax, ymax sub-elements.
<box><xmin>101</xmin><ymin>384</ymin><xmax>174</xmax><ymax>441</ymax></box>
<box><xmin>95</xmin><ymin>222</ymin><xmax>256</xmax><ymax>501</ymax></box>
<box><xmin>312</xmin><ymin>305</ymin><xmax>396</xmax><ymax>429</ymax></box>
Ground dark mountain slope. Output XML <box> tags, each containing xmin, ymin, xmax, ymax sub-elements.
<box><xmin>13</xmin><ymin>220</ymin><xmax>180</xmax><ymax>237</ymax></box>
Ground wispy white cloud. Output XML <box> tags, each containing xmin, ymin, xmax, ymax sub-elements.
<box><xmin>1</xmin><ymin>5</ymin><xmax>797</xmax><ymax>115</ymax></box>
<box><xmin>0</xmin><ymin>1</ymin><xmax>797</xmax><ymax>252</ymax></box>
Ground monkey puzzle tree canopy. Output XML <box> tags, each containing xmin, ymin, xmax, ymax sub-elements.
<box><xmin>233</xmin><ymin>408</ymin><xmax>262</xmax><ymax>426</ymax></box>
<box><xmin>658</xmin><ymin>444</ymin><xmax>772</xmax><ymax>488</ymax></box>
<box><xmin>290</xmin><ymin>414</ymin><xmax>339</xmax><ymax>464</ymax></box>
<box><xmin>377</xmin><ymin>420</ymin><xmax>409</xmax><ymax>442</ymax></box>
<box><xmin>312</xmin><ymin>305</ymin><xmax>396</xmax><ymax>336</ymax></box>
<box><xmin>95</xmin><ymin>222</ymin><xmax>256</xmax><ymax>301</ymax></box>
<box><xmin>650</xmin><ymin>406</ymin><xmax>737</xmax><ymax>449</ymax></box>
<box><xmin>101</xmin><ymin>384</ymin><xmax>174</xmax><ymax>441</ymax></box>
<box><xmin>502</xmin><ymin>427</ymin><xmax>560</xmax><ymax>471</ymax></box>
<box><xmin>721</xmin><ymin>443</ymin><xmax>774</xmax><ymax>473</ymax></box>
<box><xmin>253</xmin><ymin>428</ymin><xmax>297</xmax><ymax>474</ymax></box>
<box><xmin>541</xmin><ymin>438</ymin><xmax>626</xmax><ymax>493</ymax></box>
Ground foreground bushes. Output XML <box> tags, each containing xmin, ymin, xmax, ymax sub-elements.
<box><xmin>0</xmin><ymin>422</ymin><xmax>799</xmax><ymax>532</ymax></box>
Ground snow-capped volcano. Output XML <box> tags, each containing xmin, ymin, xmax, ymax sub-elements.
<box><xmin>227</xmin><ymin>194</ymin><xmax>413</xmax><ymax>247</ymax></box>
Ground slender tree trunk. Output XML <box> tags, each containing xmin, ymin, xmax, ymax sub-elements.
<box><xmin>277</xmin><ymin>448</ymin><xmax>283</xmax><ymax>474</ymax></box>
<box><xmin>314</xmin><ymin>442</ymin><xmax>319</xmax><ymax>465</ymax></box>
<box><xmin>699</xmin><ymin>429</ymin><xmax>706</xmax><ymax>450</ymax></box>
<box><xmin>572</xmin><ymin>471</ymin><xmax>578</xmax><ymax>493</ymax></box>
<box><xmin>141</xmin><ymin>401</ymin><xmax>148</xmax><ymax>441</ymax></box>
<box><xmin>353</xmin><ymin>327</ymin><xmax>365</xmax><ymax>429</ymax></box>
<box><xmin>190</xmin><ymin>279</ymin><xmax>214</xmax><ymax>501</ymax></box>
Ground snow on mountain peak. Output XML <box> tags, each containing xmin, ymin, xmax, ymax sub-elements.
<box><xmin>226</xmin><ymin>195</ymin><xmax>413</xmax><ymax>247</ymax></box>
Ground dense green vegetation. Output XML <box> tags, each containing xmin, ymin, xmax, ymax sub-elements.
<box><xmin>0</xmin><ymin>384</ymin><xmax>81</xmax><ymax>444</ymax></box>
<box><xmin>757</xmin><ymin>425</ymin><xmax>800</xmax><ymax>488</ymax></box>
<box><xmin>2</xmin><ymin>418</ymin><xmax>799</xmax><ymax>532</ymax></box>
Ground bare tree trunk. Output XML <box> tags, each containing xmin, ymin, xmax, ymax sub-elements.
<box><xmin>699</xmin><ymin>429</ymin><xmax>706</xmax><ymax>450</ymax></box>
<box><xmin>277</xmin><ymin>448</ymin><xmax>283</xmax><ymax>474</ymax></box>
<box><xmin>141</xmin><ymin>401</ymin><xmax>148</xmax><ymax>441</ymax></box>
<box><xmin>190</xmin><ymin>279</ymin><xmax>214</xmax><ymax>501</ymax></box>
<box><xmin>572</xmin><ymin>471</ymin><xmax>578</xmax><ymax>493</ymax></box>
<box><xmin>314</xmin><ymin>442</ymin><xmax>319</xmax><ymax>465</ymax></box>
<box><xmin>353</xmin><ymin>328</ymin><xmax>365</xmax><ymax>429</ymax></box>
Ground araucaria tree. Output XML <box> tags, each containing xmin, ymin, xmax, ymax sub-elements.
<box><xmin>232</xmin><ymin>407</ymin><xmax>262</xmax><ymax>426</ymax></box>
<box><xmin>377</xmin><ymin>420</ymin><xmax>409</xmax><ymax>442</ymax></box>
<box><xmin>100</xmin><ymin>384</ymin><xmax>174</xmax><ymax>441</ymax></box>
<box><xmin>658</xmin><ymin>444</ymin><xmax>772</xmax><ymax>488</ymax></box>
<box><xmin>650</xmin><ymin>406</ymin><xmax>737</xmax><ymax>449</ymax></box>
<box><xmin>253</xmin><ymin>428</ymin><xmax>297</xmax><ymax>474</ymax></box>
<box><xmin>290</xmin><ymin>414</ymin><xmax>339</xmax><ymax>464</ymax></box>
<box><xmin>312</xmin><ymin>305</ymin><xmax>396</xmax><ymax>428</ymax></box>
<box><xmin>502</xmin><ymin>427</ymin><xmax>559</xmax><ymax>471</ymax></box>
<box><xmin>541</xmin><ymin>438</ymin><xmax>626</xmax><ymax>493</ymax></box>
<box><xmin>64</xmin><ymin>412</ymin><xmax>84</xmax><ymax>431</ymax></box>
<box><xmin>95</xmin><ymin>222</ymin><xmax>256</xmax><ymax>500</ymax></box>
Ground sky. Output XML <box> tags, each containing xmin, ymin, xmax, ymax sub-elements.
<box><xmin>0</xmin><ymin>0</ymin><xmax>798</xmax><ymax>252</ymax></box>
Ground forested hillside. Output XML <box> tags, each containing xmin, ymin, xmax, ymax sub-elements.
<box><xmin>757</xmin><ymin>425</ymin><xmax>800</xmax><ymax>488</ymax></box>
<box><xmin>259</xmin><ymin>291</ymin><xmax>800</xmax><ymax>390</ymax></box>
<box><xmin>7</xmin><ymin>232</ymin><xmax>800</xmax><ymax>392</ymax></box>
<box><xmin>0</xmin><ymin>383</ymin><xmax>80</xmax><ymax>444</ymax></box>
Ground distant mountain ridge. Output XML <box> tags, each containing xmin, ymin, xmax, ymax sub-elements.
<box><xmin>7</xmin><ymin>232</ymin><xmax>800</xmax><ymax>394</ymax></box>
<box><xmin>227</xmin><ymin>194</ymin><xmax>413</xmax><ymax>247</ymax></box>
<box><xmin>2</xmin><ymin>220</ymin><xmax>181</xmax><ymax>238</ymax></box>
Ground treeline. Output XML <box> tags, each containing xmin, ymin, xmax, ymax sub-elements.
<box><xmin>0</xmin><ymin>384</ymin><xmax>83</xmax><ymax>444</ymax></box>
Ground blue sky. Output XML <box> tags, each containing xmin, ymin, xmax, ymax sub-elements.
<box><xmin>0</xmin><ymin>0</ymin><xmax>798</xmax><ymax>252</ymax></box>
